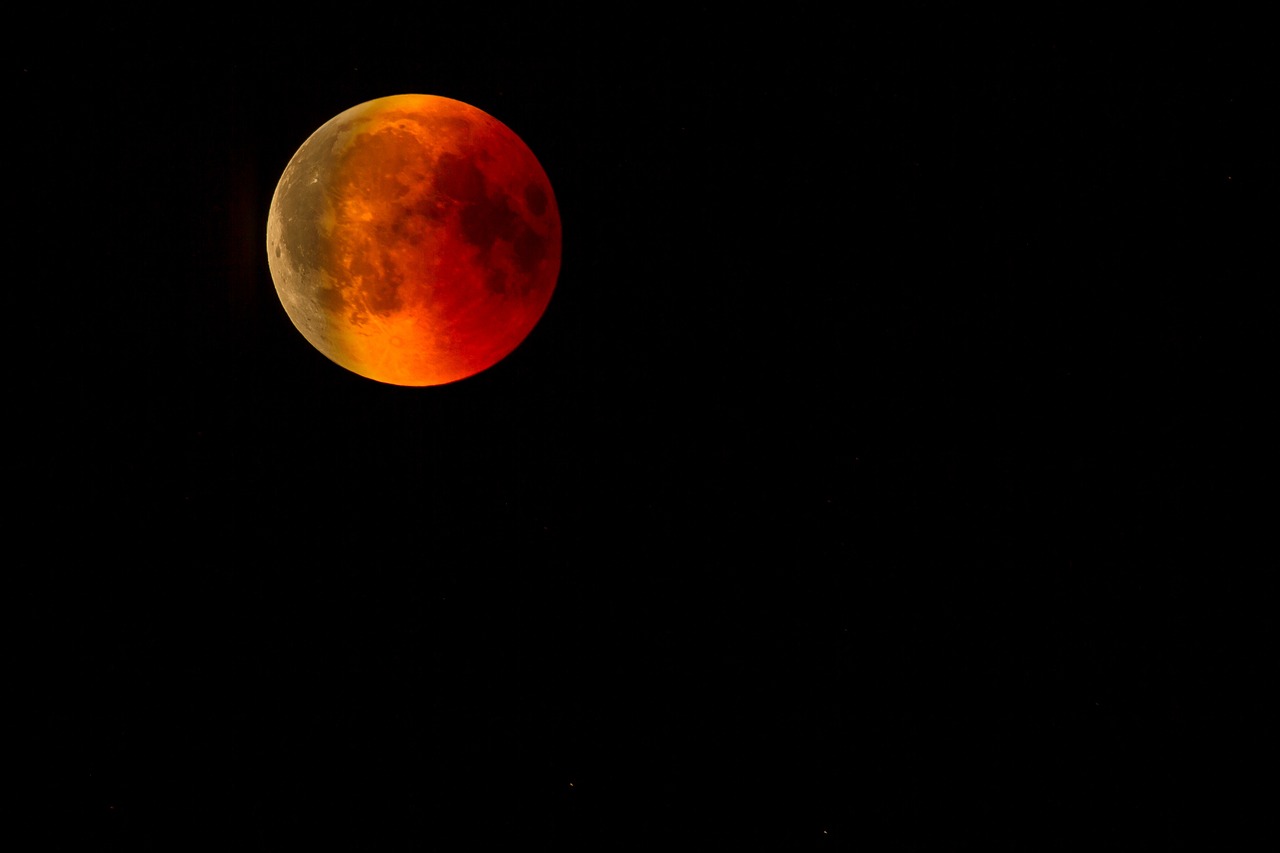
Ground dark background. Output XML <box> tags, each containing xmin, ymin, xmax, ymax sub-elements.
<box><xmin>14</xmin><ymin>7</ymin><xmax>1271</xmax><ymax>850</ymax></box>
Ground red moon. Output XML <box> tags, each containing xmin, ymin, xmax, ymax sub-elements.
<box><xmin>266</xmin><ymin>94</ymin><xmax>561</xmax><ymax>386</ymax></box>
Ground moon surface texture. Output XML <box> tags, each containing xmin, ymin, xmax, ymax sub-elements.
<box><xmin>267</xmin><ymin>94</ymin><xmax>561</xmax><ymax>386</ymax></box>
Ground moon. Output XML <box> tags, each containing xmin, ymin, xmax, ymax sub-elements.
<box><xmin>266</xmin><ymin>94</ymin><xmax>561</xmax><ymax>386</ymax></box>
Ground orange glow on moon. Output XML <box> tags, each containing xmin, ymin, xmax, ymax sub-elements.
<box><xmin>267</xmin><ymin>94</ymin><xmax>561</xmax><ymax>386</ymax></box>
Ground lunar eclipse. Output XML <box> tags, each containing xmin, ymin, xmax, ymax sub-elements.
<box><xmin>267</xmin><ymin>94</ymin><xmax>561</xmax><ymax>386</ymax></box>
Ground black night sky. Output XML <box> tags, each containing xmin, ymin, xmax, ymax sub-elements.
<box><xmin>16</xmin><ymin>7</ymin><xmax>1270</xmax><ymax>850</ymax></box>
